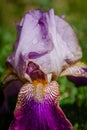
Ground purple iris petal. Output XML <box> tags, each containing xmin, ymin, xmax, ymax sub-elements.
<box><xmin>61</xmin><ymin>65</ymin><xmax>87</xmax><ymax>87</ymax></box>
<box><xmin>9</xmin><ymin>100</ymin><xmax>72</xmax><ymax>130</ymax></box>
<box><xmin>4</xmin><ymin>80</ymin><xmax>23</xmax><ymax>98</ymax></box>
<box><xmin>6</xmin><ymin>9</ymin><xmax>82</xmax><ymax>80</ymax></box>
<box><xmin>55</xmin><ymin>15</ymin><xmax>82</xmax><ymax>63</ymax></box>
<box><xmin>82</xmin><ymin>68</ymin><xmax>87</xmax><ymax>72</ymax></box>
<box><xmin>0</xmin><ymin>79</ymin><xmax>23</xmax><ymax>115</ymax></box>
<box><xmin>0</xmin><ymin>79</ymin><xmax>23</xmax><ymax>130</ymax></box>
<box><xmin>0</xmin><ymin>87</ymin><xmax>4</xmax><ymax>106</ymax></box>
<box><xmin>67</xmin><ymin>76</ymin><xmax>87</xmax><ymax>87</ymax></box>
<box><xmin>9</xmin><ymin>81</ymin><xmax>72</xmax><ymax>130</ymax></box>
<box><xmin>67</xmin><ymin>67</ymin><xmax>87</xmax><ymax>87</ymax></box>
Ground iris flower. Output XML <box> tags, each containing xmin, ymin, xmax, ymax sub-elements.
<box><xmin>1</xmin><ymin>9</ymin><xmax>87</xmax><ymax>130</ymax></box>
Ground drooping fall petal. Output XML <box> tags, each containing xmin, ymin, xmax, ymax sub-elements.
<box><xmin>0</xmin><ymin>79</ymin><xmax>23</xmax><ymax>115</ymax></box>
<box><xmin>9</xmin><ymin>81</ymin><xmax>72</xmax><ymax>130</ymax></box>
<box><xmin>0</xmin><ymin>79</ymin><xmax>23</xmax><ymax>130</ymax></box>
<box><xmin>60</xmin><ymin>62</ymin><xmax>87</xmax><ymax>86</ymax></box>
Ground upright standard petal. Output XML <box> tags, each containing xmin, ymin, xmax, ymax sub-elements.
<box><xmin>7</xmin><ymin>9</ymin><xmax>82</xmax><ymax>80</ymax></box>
<box><xmin>55</xmin><ymin>15</ymin><xmax>82</xmax><ymax>63</ymax></box>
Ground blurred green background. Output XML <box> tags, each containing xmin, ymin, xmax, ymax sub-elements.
<box><xmin>0</xmin><ymin>0</ymin><xmax>87</xmax><ymax>130</ymax></box>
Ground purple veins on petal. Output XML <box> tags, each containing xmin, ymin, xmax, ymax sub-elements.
<box><xmin>9</xmin><ymin>81</ymin><xmax>73</xmax><ymax>130</ymax></box>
